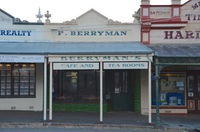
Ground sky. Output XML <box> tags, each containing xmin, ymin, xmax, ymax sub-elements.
<box><xmin>1</xmin><ymin>0</ymin><xmax>188</xmax><ymax>23</ymax></box>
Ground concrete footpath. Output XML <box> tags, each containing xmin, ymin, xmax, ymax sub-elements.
<box><xmin>0</xmin><ymin>111</ymin><xmax>199</xmax><ymax>131</ymax></box>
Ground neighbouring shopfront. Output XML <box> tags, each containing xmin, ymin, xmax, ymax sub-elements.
<box><xmin>140</xmin><ymin>0</ymin><xmax>200</xmax><ymax>115</ymax></box>
<box><xmin>0</xmin><ymin>8</ymin><xmax>153</xmax><ymax>123</ymax></box>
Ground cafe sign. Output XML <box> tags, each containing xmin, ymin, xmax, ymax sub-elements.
<box><xmin>53</xmin><ymin>63</ymin><xmax>99</xmax><ymax>70</ymax></box>
<box><xmin>104</xmin><ymin>62</ymin><xmax>148</xmax><ymax>69</ymax></box>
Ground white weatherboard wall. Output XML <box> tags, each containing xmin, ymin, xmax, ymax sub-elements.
<box><xmin>141</xmin><ymin>69</ymin><xmax>149</xmax><ymax>115</ymax></box>
<box><xmin>0</xmin><ymin>64</ymin><xmax>43</xmax><ymax>111</ymax></box>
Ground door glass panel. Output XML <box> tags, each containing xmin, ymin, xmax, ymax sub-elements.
<box><xmin>113</xmin><ymin>71</ymin><xmax>129</xmax><ymax>94</ymax></box>
<box><xmin>114</xmin><ymin>72</ymin><xmax>120</xmax><ymax>94</ymax></box>
<box><xmin>198</xmin><ymin>76</ymin><xmax>200</xmax><ymax>93</ymax></box>
<box><xmin>122</xmin><ymin>72</ymin><xmax>128</xmax><ymax>93</ymax></box>
<box><xmin>64</xmin><ymin>71</ymin><xmax>78</xmax><ymax>99</ymax></box>
<box><xmin>187</xmin><ymin>76</ymin><xmax>195</xmax><ymax>97</ymax></box>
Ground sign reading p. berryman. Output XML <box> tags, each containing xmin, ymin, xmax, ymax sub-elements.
<box><xmin>58</xmin><ymin>30</ymin><xmax>127</xmax><ymax>36</ymax></box>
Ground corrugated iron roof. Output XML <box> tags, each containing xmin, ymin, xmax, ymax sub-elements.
<box><xmin>0</xmin><ymin>42</ymin><xmax>153</xmax><ymax>55</ymax></box>
<box><xmin>148</xmin><ymin>44</ymin><xmax>200</xmax><ymax>57</ymax></box>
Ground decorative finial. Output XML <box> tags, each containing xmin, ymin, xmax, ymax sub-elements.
<box><xmin>45</xmin><ymin>10</ymin><xmax>51</xmax><ymax>23</ymax></box>
<box><xmin>36</xmin><ymin>8</ymin><xmax>43</xmax><ymax>23</ymax></box>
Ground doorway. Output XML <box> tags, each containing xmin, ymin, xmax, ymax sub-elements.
<box><xmin>187</xmin><ymin>73</ymin><xmax>200</xmax><ymax>113</ymax></box>
<box><xmin>105</xmin><ymin>70</ymin><xmax>134</xmax><ymax>111</ymax></box>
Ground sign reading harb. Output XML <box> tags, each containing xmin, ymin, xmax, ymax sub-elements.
<box><xmin>164</xmin><ymin>31</ymin><xmax>200</xmax><ymax>40</ymax></box>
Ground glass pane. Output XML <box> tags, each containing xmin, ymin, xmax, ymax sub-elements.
<box><xmin>198</xmin><ymin>76</ymin><xmax>200</xmax><ymax>93</ymax></box>
<box><xmin>30</xmin><ymin>82</ymin><xmax>35</xmax><ymax>88</ymax></box>
<box><xmin>1</xmin><ymin>71</ymin><xmax>6</xmax><ymax>76</ymax></box>
<box><xmin>14</xmin><ymin>77</ymin><xmax>20</xmax><ymax>82</ymax></box>
<box><xmin>114</xmin><ymin>72</ymin><xmax>121</xmax><ymax>94</ymax></box>
<box><xmin>6</xmin><ymin>70</ymin><xmax>11</xmax><ymax>76</ymax></box>
<box><xmin>79</xmin><ymin>71</ymin><xmax>97</xmax><ymax>102</ymax></box>
<box><xmin>122</xmin><ymin>72</ymin><xmax>128</xmax><ymax>93</ymax></box>
<box><xmin>20</xmin><ymin>76</ymin><xmax>29</xmax><ymax>82</ymax></box>
<box><xmin>0</xmin><ymin>63</ymin><xmax>35</xmax><ymax>97</ymax></box>
<box><xmin>1</xmin><ymin>90</ymin><xmax>5</xmax><ymax>96</ymax></box>
<box><xmin>30</xmin><ymin>89</ymin><xmax>35</xmax><ymax>95</ymax></box>
<box><xmin>64</xmin><ymin>71</ymin><xmax>78</xmax><ymax>97</ymax></box>
<box><xmin>30</xmin><ymin>70</ymin><xmax>35</xmax><ymax>76</ymax></box>
<box><xmin>1</xmin><ymin>77</ymin><xmax>6</xmax><ymax>82</ymax></box>
<box><xmin>160</xmin><ymin>73</ymin><xmax>186</xmax><ymax>106</ymax></box>
<box><xmin>30</xmin><ymin>77</ymin><xmax>35</xmax><ymax>82</ymax></box>
<box><xmin>187</xmin><ymin>76</ymin><xmax>194</xmax><ymax>92</ymax></box>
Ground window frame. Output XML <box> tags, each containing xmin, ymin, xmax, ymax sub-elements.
<box><xmin>0</xmin><ymin>63</ymin><xmax>36</xmax><ymax>98</ymax></box>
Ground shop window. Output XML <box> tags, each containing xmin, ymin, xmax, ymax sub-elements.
<box><xmin>0</xmin><ymin>64</ymin><xmax>36</xmax><ymax>97</ymax></box>
<box><xmin>152</xmin><ymin>73</ymin><xmax>186</xmax><ymax>106</ymax></box>
<box><xmin>53</xmin><ymin>71</ymin><xmax>100</xmax><ymax>103</ymax></box>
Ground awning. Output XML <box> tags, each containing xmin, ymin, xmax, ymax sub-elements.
<box><xmin>0</xmin><ymin>42</ymin><xmax>153</xmax><ymax>55</ymax></box>
<box><xmin>148</xmin><ymin>44</ymin><xmax>200</xmax><ymax>57</ymax></box>
<box><xmin>148</xmin><ymin>44</ymin><xmax>200</xmax><ymax>64</ymax></box>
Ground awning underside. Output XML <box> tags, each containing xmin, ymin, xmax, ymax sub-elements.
<box><xmin>0</xmin><ymin>42</ymin><xmax>153</xmax><ymax>55</ymax></box>
<box><xmin>148</xmin><ymin>44</ymin><xmax>200</xmax><ymax>57</ymax></box>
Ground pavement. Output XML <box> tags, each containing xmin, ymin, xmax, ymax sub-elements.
<box><xmin>0</xmin><ymin>128</ymin><xmax>183</xmax><ymax>132</ymax></box>
<box><xmin>0</xmin><ymin>111</ymin><xmax>199</xmax><ymax>131</ymax></box>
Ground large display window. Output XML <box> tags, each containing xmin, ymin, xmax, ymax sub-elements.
<box><xmin>0</xmin><ymin>64</ymin><xmax>36</xmax><ymax>97</ymax></box>
<box><xmin>152</xmin><ymin>73</ymin><xmax>186</xmax><ymax>106</ymax></box>
<box><xmin>53</xmin><ymin>71</ymin><xmax>100</xmax><ymax>103</ymax></box>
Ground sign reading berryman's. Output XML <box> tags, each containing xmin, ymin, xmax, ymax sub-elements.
<box><xmin>49</xmin><ymin>55</ymin><xmax>152</xmax><ymax>62</ymax></box>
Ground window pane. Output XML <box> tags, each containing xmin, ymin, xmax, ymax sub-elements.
<box><xmin>160</xmin><ymin>73</ymin><xmax>186</xmax><ymax>106</ymax></box>
<box><xmin>53</xmin><ymin>71</ymin><xmax>100</xmax><ymax>103</ymax></box>
<box><xmin>0</xmin><ymin>63</ymin><xmax>36</xmax><ymax>97</ymax></box>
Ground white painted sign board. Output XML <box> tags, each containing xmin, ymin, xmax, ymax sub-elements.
<box><xmin>53</xmin><ymin>63</ymin><xmax>99</xmax><ymax>70</ymax></box>
<box><xmin>0</xmin><ymin>55</ymin><xmax>44</xmax><ymax>63</ymax></box>
<box><xmin>104</xmin><ymin>62</ymin><xmax>148</xmax><ymax>69</ymax></box>
<box><xmin>49</xmin><ymin>56</ymin><xmax>152</xmax><ymax>62</ymax></box>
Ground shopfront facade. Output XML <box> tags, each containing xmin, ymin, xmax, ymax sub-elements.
<box><xmin>140</xmin><ymin>0</ymin><xmax>200</xmax><ymax>115</ymax></box>
<box><xmin>0</xmin><ymin>8</ymin><xmax>153</xmax><ymax>123</ymax></box>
